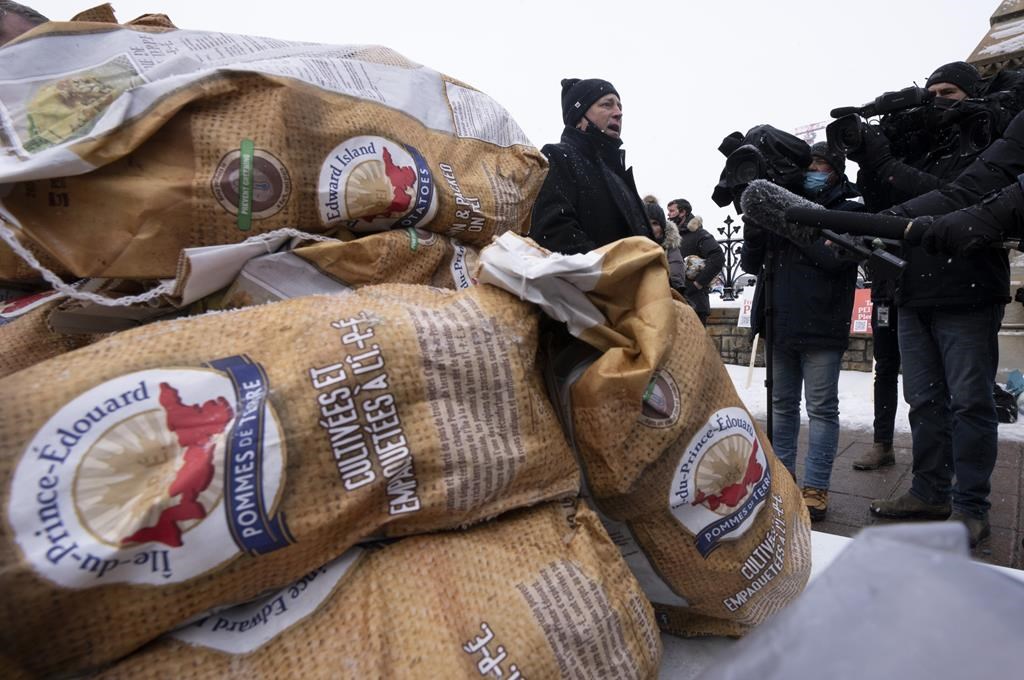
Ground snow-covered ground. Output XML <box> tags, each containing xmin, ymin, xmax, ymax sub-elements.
<box><xmin>724</xmin><ymin>363</ymin><xmax>1024</xmax><ymax>443</ymax></box>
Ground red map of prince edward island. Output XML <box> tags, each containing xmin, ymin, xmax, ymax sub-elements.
<box><xmin>381</xmin><ymin>147</ymin><xmax>416</xmax><ymax>215</ymax></box>
<box><xmin>121</xmin><ymin>383</ymin><xmax>234</xmax><ymax>548</ymax></box>
<box><xmin>691</xmin><ymin>441</ymin><xmax>764</xmax><ymax>512</ymax></box>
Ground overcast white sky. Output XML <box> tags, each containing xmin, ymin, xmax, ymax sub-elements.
<box><xmin>34</xmin><ymin>1</ymin><xmax>997</xmax><ymax>233</ymax></box>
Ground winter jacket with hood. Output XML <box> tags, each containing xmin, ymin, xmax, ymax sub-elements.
<box><xmin>675</xmin><ymin>215</ymin><xmax>725</xmax><ymax>320</ymax></box>
<box><xmin>529</xmin><ymin>126</ymin><xmax>651</xmax><ymax>254</ymax></box>
<box><xmin>740</xmin><ymin>178</ymin><xmax>862</xmax><ymax>352</ymax></box>
<box><xmin>657</xmin><ymin>218</ymin><xmax>688</xmax><ymax>294</ymax></box>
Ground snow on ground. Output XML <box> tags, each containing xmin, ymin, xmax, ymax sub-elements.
<box><xmin>724</xmin><ymin>363</ymin><xmax>1024</xmax><ymax>443</ymax></box>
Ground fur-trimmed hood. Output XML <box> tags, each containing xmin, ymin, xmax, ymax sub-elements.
<box><xmin>683</xmin><ymin>215</ymin><xmax>704</xmax><ymax>232</ymax></box>
<box><xmin>662</xmin><ymin>219</ymin><xmax>682</xmax><ymax>250</ymax></box>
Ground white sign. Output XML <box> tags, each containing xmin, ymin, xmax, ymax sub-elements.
<box><xmin>736</xmin><ymin>287</ymin><xmax>756</xmax><ymax>328</ymax></box>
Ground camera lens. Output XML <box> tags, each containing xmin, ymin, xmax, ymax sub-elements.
<box><xmin>732</xmin><ymin>160</ymin><xmax>761</xmax><ymax>185</ymax></box>
<box><xmin>724</xmin><ymin>146</ymin><xmax>766</xmax><ymax>189</ymax></box>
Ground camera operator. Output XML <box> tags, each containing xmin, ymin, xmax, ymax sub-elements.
<box><xmin>851</xmin><ymin>62</ymin><xmax>992</xmax><ymax>209</ymax></box>
<box><xmin>852</xmin><ymin>63</ymin><xmax>1013</xmax><ymax>548</ymax></box>
<box><xmin>741</xmin><ymin>141</ymin><xmax>862</xmax><ymax>522</ymax></box>
<box><xmin>891</xmin><ymin>108</ymin><xmax>1024</xmax><ymax>254</ymax></box>
<box><xmin>848</xmin><ymin>64</ymin><xmax>996</xmax><ymax>475</ymax></box>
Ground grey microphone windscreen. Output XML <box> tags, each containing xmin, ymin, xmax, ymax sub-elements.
<box><xmin>739</xmin><ymin>179</ymin><xmax>821</xmax><ymax>246</ymax></box>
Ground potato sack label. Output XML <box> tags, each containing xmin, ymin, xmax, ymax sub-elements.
<box><xmin>319</xmin><ymin>135</ymin><xmax>438</xmax><ymax>232</ymax></box>
<box><xmin>639</xmin><ymin>369</ymin><xmax>681</xmax><ymax>429</ymax></box>
<box><xmin>668</xmin><ymin>407</ymin><xmax>770</xmax><ymax>557</ymax></box>
<box><xmin>211</xmin><ymin>144</ymin><xmax>293</xmax><ymax>227</ymax></box>
<box><xmin>8</xmin><ymin>356</ymin><xmax>290</xmax><ymax>587</ymax></box>
<box><xmin>170</xmin><ymin>548</ymin><xmax>362</xmax><ymax>653</ymax></box>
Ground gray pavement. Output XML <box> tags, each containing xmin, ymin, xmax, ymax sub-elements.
<box><xmin>782</xmin><ymin>427</ymin><xmax>1024</xmax><ymax>570</ymax></box>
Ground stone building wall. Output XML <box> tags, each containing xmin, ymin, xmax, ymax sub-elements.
<box><xmin>706</xmin><ymin>307</ymin><xmax>873</xmax><ymax>372</ymax></box>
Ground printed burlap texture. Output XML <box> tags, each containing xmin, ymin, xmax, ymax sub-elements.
<box><xmin>292</xmin><ymin>228</ymin><xmax>479</xmax><ymax>291</ymax></box>
<box><xmin>95</xmin><ymin>501</ymin><xmax>662</xmax><ymax>679</ymax></box>
<box><xmin>476</xmin><ymin>234</ymin><xmax>811</xmax><ymax>637</ymax></box>
<box><xmin>0</xmin><ymin>20</ymin><xmax>546</xmax><ymax>281</ymax></box>
<box><xmin>573</xmin><ymin>301</ymin><xmax>811</xmax><ymax>637</ymax></box>
<box><xmin>0</xmin><ymin>297</ymin><xmax>103</xmax><ymax>380</ymax></box>
<box><xmin>0</xmin><ymin>283</ymin><xmax>578</xmax><ymax>676</ymax></box>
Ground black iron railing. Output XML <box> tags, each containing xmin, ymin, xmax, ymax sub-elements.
<box><xmin>715</xmin><ymin>215</ymin><xmax>746</xmax><ymax>301</ymax></box>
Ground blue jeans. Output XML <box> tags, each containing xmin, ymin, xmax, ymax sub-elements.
<box><xmin>899</xmin><ymin>305</ymin><xmax>1002</xmax><ymax>517</ymax></box>
<box><xmin>771</xmin><ymin>346</ymin><xmax>843</xmax><ymax>490</ymax></box>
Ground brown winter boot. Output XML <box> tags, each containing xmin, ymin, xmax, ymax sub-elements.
<box><xmin>802</xmin><ymin>487</ymin><xmax>828</xmax><ymax>522</ymax></box>
<box><xmin>852</xmin><ymin>442</ymin><xmax>895</xmax><ymax>470</ymax></box>
<box><xmin>948</xmin><ymin>511</ymin><xmax>991</xmax><ymax>549</ymax></box>
<box><xmin>870</xmin><ymin>492</ymin><xmax>951</xmax><ymax>520</ymax></box>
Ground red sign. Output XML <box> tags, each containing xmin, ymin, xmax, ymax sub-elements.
<box><xmin>850</xmin><ymin>288</ymin><xmax>872</xmax><ymax>335</ymax></box>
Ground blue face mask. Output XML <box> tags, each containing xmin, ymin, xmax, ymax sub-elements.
<box><xmin>803</xmin><ymin>171</ymin><xmax>831</xmax><ymax>193</ymax></box>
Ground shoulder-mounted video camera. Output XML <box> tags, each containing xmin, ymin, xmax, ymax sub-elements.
<box><xmin>712</xmin><ymin>124</ymin><xmax>811</xmax><ymax>211</ymax></box>
<box><xmin>826</xmin><ymin>84</ymin><xmax>1004</xmax><ymax>160</ymax></box>
<box><xmin>825</xmin><ymin>86</ymin><xmax>933</xmax><ymax>155</ymax></box>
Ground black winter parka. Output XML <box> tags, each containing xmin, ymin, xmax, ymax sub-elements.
<box><xmin>529</xmin><ymin>126</ymin><xmax>651</xmax><ymax>254</ymax></box>
<box><xmin>859</xmin><ymin>112</ymin><xmax>1013</xmax><ymax>309</ymax></box>
<box><xmin>676</xmin><ymin>215</ymin><xmax>725</xmax><ymax>320</ymax></box>
<box><xmin>740</xmin><ymin>179</ymin><xmax>862</xmax><ymax>352</ymax></box>
<box><xmin>893</xmin><ymin>109</ymin><xmax>1024</xmax><ymax>216</ymax></box>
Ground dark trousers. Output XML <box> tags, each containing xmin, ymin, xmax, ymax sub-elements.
<box><xmin>871</xmin><ymin>301</ymin><xmax>901</xmax><ymax>444</ymax></box>
<box><xmin>899</xmin><ymin>304</ymin><xmax>1003</xmax><ymax>516</ymax></box>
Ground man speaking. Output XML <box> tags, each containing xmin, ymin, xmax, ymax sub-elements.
<box><xmin>529</xmin><ymin>78</ymin><xmax>651</xmax><ymax>254</ymax></box>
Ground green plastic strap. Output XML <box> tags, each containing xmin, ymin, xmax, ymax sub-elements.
<box><xmin>237</xmin><ymin>139</ymin><xmax>255</xmax><ymax>231</ymax></box>
<box><xmin>406</xmin><ymin>227</ymin><xmax>419</xmax><ymax>251</ymax></box>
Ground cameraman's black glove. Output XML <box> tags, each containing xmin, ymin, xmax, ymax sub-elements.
<box><xmin>913</xmin><ymin>179</ymin><xmax>1024</xmax><ymax>255</ymax></box>
<box><xmin>847</xmin><ymin>124</ymin><xmax>893</xmax><ymax>173</ymax></box>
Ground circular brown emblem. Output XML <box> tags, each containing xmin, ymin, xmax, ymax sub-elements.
<box><xmin>211</xmin><ymin>148</ymin><xmax>292</xmax><ymax>219</ymax></box>
<box><xmin>639</xmin><ymin>369</ymin><xmax>681</xmax><ymax>428</ymax></box>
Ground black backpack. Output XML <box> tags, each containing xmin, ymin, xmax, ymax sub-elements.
<box><xmin>994</xmin><ymin>383</ymin><xmax>1018</xmax><ymax>424</ymax></box>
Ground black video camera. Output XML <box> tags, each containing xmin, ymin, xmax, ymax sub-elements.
<box><xmin>825</xmin><ymin>86</ymin><xmax>934</xmax><ymax>155</ymax></box>
<box><xmin>712</xmin><ymin>125</ymin><xmax>811</xmax><ymax>211</ymax></box>
<box><xmin>827</xmin><ymin>84</ymin><xmax>1008</xmax><ymax>160</ymax></box>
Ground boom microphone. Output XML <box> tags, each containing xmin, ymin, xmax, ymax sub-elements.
<box><xmin>739</xmin><ymin>179</ymin><xmax>927</xmax><ymax>244</ymax></box>
<box><xmin>739</xmin><ymin>179</ymin><xmax>823</xmax><ymax>245</ymax></box>
<box><xmin>785</xmin><ymin>205</ymin><xmax>923</xmax><ymax>241</ymax></box>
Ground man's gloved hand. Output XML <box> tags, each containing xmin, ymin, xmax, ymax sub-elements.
<box><xmin>913</xmin><ymin>179</ymin><xmax>1024</xmax><ymax>255</ymax></box>
<box><xmin>847</xmin><ymin>124</ymin><xmax>893</xmax><ymax>172</ymax></box>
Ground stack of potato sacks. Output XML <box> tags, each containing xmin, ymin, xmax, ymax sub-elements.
<box><xmin>0</xmin><ymin>7</ymin><xmax>809</xmax><ymax>678</ymax></box>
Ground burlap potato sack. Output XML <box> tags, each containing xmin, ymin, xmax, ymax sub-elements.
<box><xmin>94</xmin><ymin>500</ymin><xmax>661</xmax><ymax>679</ymax></box>
<box><xmin>0</xmin><ymin>283</ymin><xmax>578</xmax><ymax>676</ymax></box>
<box><xmin>0</xmin><ymin>18</ymin><xmax>545</xmax><ymax>281</ymax></box>
<box><xmin>201</xmin><ymin>228</ymin><xmax>477</xmax><ymax>311</ymax></box>
<box><xmin>0</xmin><ymin>293</ymin><xmax>103</xmax><ymax>380</ymax></box>
<box><xmin>479</xmin><ymin>235</ymin><xmax>811</xmax><ymax>637</ymax></box>
<box><xmin>573</xmin><ymin>302</ymin><xmax>812</xmax><ymax>637</ymax></box>
<box><xmin>292</xmin><ymin>228</ymin><xmax>480</xmax><ymax>291</ymax></box>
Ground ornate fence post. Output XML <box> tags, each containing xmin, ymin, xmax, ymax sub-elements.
<box><xmin>716</xmin><ymin>215</ymin><xmax>745</xmax><ymax>301</ymax></box>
